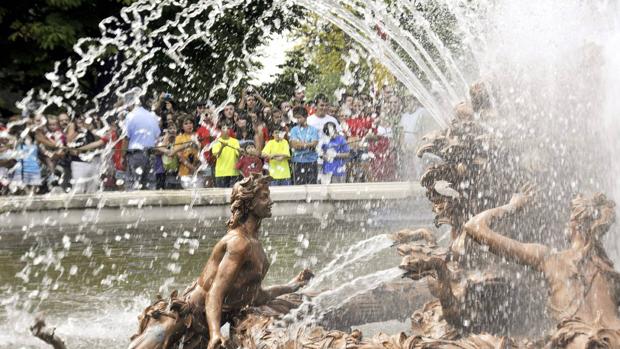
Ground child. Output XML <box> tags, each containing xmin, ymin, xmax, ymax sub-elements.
<box><xmin>11</xmin><ymin>128</ymin><xmax>43</xmax><ymax>194</ymax></box>
<box><xmin>211</xmin><ymin>122</ymin><xmax>240</xmax><ymax>188</ymax></box>
<box><xmin>261</xmin><ymin>127</ymin><xmax>291</xmax><ymax>186</ymax></box>
<box><xmin>320</xmin><ymin>122</ymin><xmax>350</xmax><ymax>184</ymax></box>
<box><xmin>174</xmin><ymin>116</ymin><xmax>200</xmax><ymax>189</ymax></box>
<box><xmin>235</xmin><ymin>142</ymin><xmax>263</xmax><ymax>178</ymax></box>
<box><xmin>160</xmin><ymin>122</ymin><xmax>180</xmax><ymax>189</ymax></box>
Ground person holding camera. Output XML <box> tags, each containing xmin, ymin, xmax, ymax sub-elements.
<box><xmin>153</xmin><ymin>92</ymin><xmax>176</xmax><ymax>121</ymax></box>
<box><xmin>238</xmin><ymin>86</ymin><xmax>271</xmax><ymax>115</ymax></box>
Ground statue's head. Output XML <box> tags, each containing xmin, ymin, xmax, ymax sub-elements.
<box><xmin>569</xmin><ymin>192</ymin><xmax>616</xmax><ymax>244</ymax></box>
<box><xmin>227</xmin><ymin>174</ymin><xmax>273</xmax><ymax>229</ymax></box>
<box><xmin>127</xmin><ymin>291</ymin><xmax>193</xmax><ymax>349</ymax></box>
<box><xmin>469</xmin><ymin>81</ymin><xmax>491</xmax><ymax>113</ymax></box>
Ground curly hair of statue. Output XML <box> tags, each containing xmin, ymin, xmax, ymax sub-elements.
<box><xmin>570</xmin><ymin>192</ymin><xmax>616</xmax><ymax>239</ymax></box>
<box><xmin>227</xmin><ymin>174</ymin><xmax>272</xmax><ymax>229</ymax></box>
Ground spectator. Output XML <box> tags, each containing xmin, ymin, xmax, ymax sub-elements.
<box><xmin>238</xmin><ymin>86</ymin><xmax>270</xmax><ymax>114</ymax></box>
<box><xmin>233</xmin><ymin>113</ymin><xmax>255</xmax><ymax>147</ymax></box>
<box><xmin>319</xmin><ymin>122</ymin><xmax>350</xmax><ymax>184</ymax></box>
<box><xmin>268</xmin><ymin>106</ymin><xmax>293</xmax><ymax>131</ymax></box>
<box><xmin>218</xmin><ymin>102</ymin><xmax>236</xmax><ymax>128</ymax></box>
<box><xmin>67</xmin><ymin>116</ymin><xmax>109</xmax><ymax>194</ymax></box>
<box><xmin>108</xmin><ymin>117</ymin><xmax>126</xmax><ymax>190</ymax></box>
<box><xmin>398</xmin><ymin>95</ymin><xmax>437</xmax><ymax>179</ymax></box>
<box><xmin>193</xmin><ymin>100</ymin><xmax>209</xmax><ymax>127</ymax></box>
<box><xmin>211</xmin><ymin>122</ymin><xmax>240</xmax><ymax>188</ymax></box>
<box><xmin>343</xmin><ymin>97</ymin><xmax>374</xmax><ymax>182</ymax></box>
<box><xmin>10</xmin><ymin>120</ymin><xmax>42</xmax><ymax>194</ymax></box>
<box><xmin>160</xmin><ymin>122</ymin><xmax>180</xmax><ymax>189</ymax></box>
<box><xmin>339</xmin><ymin>93</ymin><xmax>354</xmax><ymax>117</ymax></box>
<box><xmin>195</xmin><ymin>111</ymin><xmax>215</xmax><ymax>188</ymax></box>
<box><xmin>174</xmin><ymin>116</ymin><xmax>201</xmax><ymax>189</ymax></box>
<box><xmin>307</xmin><ymin>94</ymin><xmax>342</xmax><ymax>139</ymax></box>
<box><xmin>261</xmin><ymin>126</ymin><xmax>291</xmax><ymax>186</ymax></box>
<box><xmin>328</xmin><ymin>104</ymin><xmax>340</xmax><ymax>119</ymax></box>
<box><xmin>40</xmin><ymin>115</ymin><xmax>67</xmax><ymax>189</ymax></box>
<box><xmin>235</xmin><ymin>142</ymin><xmax>263</xmax><ymax>178</ymax></box>
<box><xmin>368</xmin><ymin>118</ymin><xmax>397</xmax><ymax>182</ymax></box>
<box><xmin>292</xmin><ymin>86</ymin><xmax>306</xmax><ymax>107</ymax></box>
<box><xmin>56</xmin><ymin>112</ymin><xmax>73</xmax><ymax>190</ymax></box>
<box><xmin>0</xmin><ymin>130</ymin><xmax>16</xmax><ymax>194</ymax></box>
<box><xmin>123</xmin><ymin>95</ymin><xmax>161</xmax><ymax>190</ymax></box>
<box><xmin>262</xmin><ymin>106</ymin><xmax>274</xmax><ymax>126</ymax></box>
<box><xmin>279</xmin><ymin>100</ymin><xmax>292</xmax><ymax>121</ymax></box>
<box><xmin>248</xmin><ymin>111</ymin><xmax>269</xmax><ymax>152</ymax></box>
<box><xmin>165</xmin><ymin>113</ymin><xmax>177</xmax><ymax>132</ymax></box>
<box><xmin>272</xmin><ymin>108</ymin><xmax>291</xmax><ymax>129</ymax></box>
<box><xmin>288</xmin><ymin>106</ymin><xmax>319</xmax><ymax>185</ymax></box>
<box><xmin>58</xmin><ymin>113</ymin><xmax>70</xmax><ymax>130</ymax></box>
<box><xmin>153</xmin><ymin>92</ymin><xmax>176</xmax><ymax>119</ymax></box>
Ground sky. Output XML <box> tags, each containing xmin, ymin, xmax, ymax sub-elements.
<box><xmin>249</xmin><ymin>31</ymin><xmax>300</xmax><ymax>85</ymax></box>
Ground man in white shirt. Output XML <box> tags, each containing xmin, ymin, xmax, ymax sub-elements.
<box><xmin>307</xmin><ymin>93</ymin><xmax>342</xmax><ymax>139</ymax></box>
<box><xmin>398</xmin><ymin>95</ymin><xmax>438</xmax><ymax>180</ymax></box>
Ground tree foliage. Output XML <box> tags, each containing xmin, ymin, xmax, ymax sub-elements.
<box><xmin>0</xmin><ymin>0</ymin><xmax>136</xmax><ymax>115</ymax></box>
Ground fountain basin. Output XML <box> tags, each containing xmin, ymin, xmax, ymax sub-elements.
<box><xmin>0</xmin><ymin>182</ymin><xmax>430</xmax><ymax>232</ymax></box>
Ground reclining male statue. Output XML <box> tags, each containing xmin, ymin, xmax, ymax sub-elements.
<box><xmin>127</xmin><ymin>174</ymin><xmax>313</xmax><ymax>349</ymax></box>
<box><xmin>464</xmin><ymin>185</ymin><xmax>620</xmax><ymax>348</ymax></box>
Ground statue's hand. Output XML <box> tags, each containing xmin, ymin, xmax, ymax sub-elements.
<box><xmin>290</xmin><ymin>269</ymin><xmax>314</xmax><ymax>290</ymax></box>
<box><xmin>207</xmin><ymin>333</ymin><xmax>227</xmax><ymax>349</ymax></box>
<box><xmin>508</xmin><ymin>183</ymin><xmax>537</xmax><ymax>211</ymax></box>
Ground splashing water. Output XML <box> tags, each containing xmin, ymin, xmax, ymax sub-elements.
<box><xmin>305</xmin><ymin>233</ymin><xmax>394</xmax><ymax>292</ymax></box>
<box><xmin>311</xmin><ymin>266</ymin><xmax>404</xmax><ymax>312</ymax></box>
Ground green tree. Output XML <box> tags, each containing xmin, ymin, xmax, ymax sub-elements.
<box><xmin>0</xmin><ymin>0</ymin><xmax>136</xmax><ymax>115</ymax></box>
<box><xmin>266</xmin><ymin>16</ymin><xmax>398</xmax><ymax>105</ymax></box>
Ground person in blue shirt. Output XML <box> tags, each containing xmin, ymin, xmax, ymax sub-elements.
<box><xmin>12</xmin><ymin>136</ymin><xmax>42</xmax><ymax>193</ymax></box>
<box><xmin>288</xmin><ymin>106</ymin><xmax>319</xmax><ymax>184</ymax></box>
<box><xmin>320</xmin><ymin>121</ymin><xmax>350</xmax><ymax>184</ymax></box>
<box><xmin>123</xmin><ymin>98</ymin><xmax>161</xmax><ymax>190</ymax></box>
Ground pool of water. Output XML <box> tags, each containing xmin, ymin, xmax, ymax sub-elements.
<box><xmin>0</xmin><ymin>212</ymin><xmax>423</xmax><ymax>348</ymax></box>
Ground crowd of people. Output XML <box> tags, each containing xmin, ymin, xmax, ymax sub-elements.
<box><xmin>0</xmin><ymin>85</ymin><xmax>437</xmax><ymax>194</ymax></box>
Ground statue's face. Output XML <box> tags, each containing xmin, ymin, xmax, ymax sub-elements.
<box><xmin>569</xmin><ymin>196</ymin><xmax>616</xmax><ymax>242</ymax></box>
<box><xmin>252</xmin><ymin>185</ymin><xmax>273</xmax><ymax>219</ymax></box>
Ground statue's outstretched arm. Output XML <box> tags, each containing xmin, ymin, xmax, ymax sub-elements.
<box><xmin>255</xmin><ymin>269</ymin><xmax>314</xmax><ymax>305</ymax></box>
<box><xmin>464</xmin><ymin>202</ymin><xmax>549</xmax><ymax>270</ymax></box>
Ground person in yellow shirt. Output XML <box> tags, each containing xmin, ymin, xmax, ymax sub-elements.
<box><xmin>261</xmin><ymin>127</ymin><xmax>291</xmax><ymax>185</ymax></box>
<box><xmin>211</xmin><ymin>122</ymin><xmax>240</xmax><ymax>188</ymax></box>
<box><xmin>174</xmin><ymin>116</ymin><xmax>201</xmax><ymax>188</ymax></box>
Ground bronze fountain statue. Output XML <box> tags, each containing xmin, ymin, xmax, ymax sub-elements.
<box><xmin>127</xmin><ymin>173</ymin><xmax>314</xmax><ymax>349</ymax></box>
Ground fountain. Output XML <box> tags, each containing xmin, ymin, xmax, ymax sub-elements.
<box><xmin>1</xmin><ymin>0</ymin><xmax>620</xmax><ymax>348</ymax></box>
